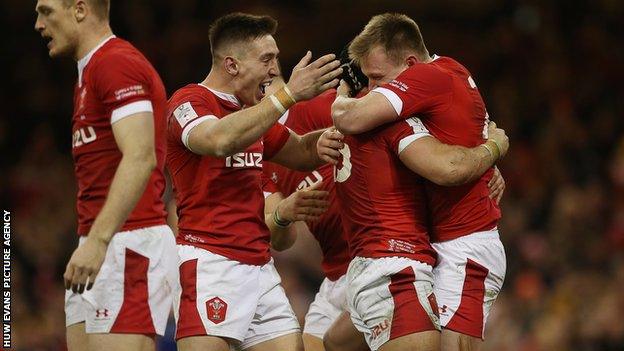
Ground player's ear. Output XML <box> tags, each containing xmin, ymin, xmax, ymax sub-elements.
<box><xmin>224</xmin><ymin>56</ymin><xmax>239</xmax><ymax>76</ymax></box>
<box><xmin>74</xmin><ymin>0</ymin><xmax>87</xmax><ymax>22</ymax></box>
<box><xmin>406</xmin><ymin>55</ymin><xmax>419</xmax><ymax>67</ymax></box>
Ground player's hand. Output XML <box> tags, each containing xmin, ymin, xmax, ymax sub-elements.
<box><xmin>286</xmin><ymin>52</ymin><xmax>343</xmax><ymax>101</ymax></box>
<box><xmin>487</xmin><ymin>121</ymin><xmax>509</xmax><ymax>158</ymax></box>
<box><xmin>488</xmin><ymin>166</ymin><xmax>505</xmax><ymax>204</ymax></box>
<box><xmin>277</xmin><ymin>181</ymin><xmax>330</xmax><ymax>222</ymax></box>
<box><xmin>63</xmin><ymin>236</ymin><xmax>108</xmax><ymax>294</ymax></box>
<box><xmin>336</xmin><ymin>80</ymin><xmax>351</xmax><ymax>97</ymax></box>
<box><xmin>317</xmin><ymin>127</ymin><xmax>344</xmax><ymax>165</ymax></box>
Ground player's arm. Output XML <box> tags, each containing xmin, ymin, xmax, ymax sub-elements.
<box><xmin>64</xmin><ymin>112</ymin><xmax>157</xmax><ymax>293</ymax></box>
<box><xmin>331</xmin><ymin>80</ymin><xmax>398</xmax><ymax>134</ymax></box>
<box><xmin>264</xmin><ymin>182</ymin><xmax>329</xmax><ymax>251</ymax></box>
<box><xmin>399</xmin><ymin>122</ymin><xmax>509</xmax><ymax>186</ymax></box>
<box><xmin>265</xmin><ymin>191</ymin><xmax>297</xmax><ymax>251</ymax></box>
<box><xmin>268</xmin><ymin>129</ymin><xmax>329</xmax><ymax>171</ymax></box>
<box><xmin>187</xmin><ymin>53</ymin><xmax>342</xmax><ymax>157</ymax></box>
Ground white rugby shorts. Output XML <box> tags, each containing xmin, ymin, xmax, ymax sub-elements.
<box><xmin>303</xmin><ymin>274</ymin><xmax>348</xmax><ymax>338</ymax></box>
<box><xmin>174</xmin><ymin>245</ymin><xmax>300</xmax><ymax>349</ymax></box>
<box><xmin>432</xmin><ymin>229</ymin><xmax>506</xmax><ymax>339</ymax></box>
<box><xmin>65</xmin><ymin>225</ymin><xmax>179</xmax><ymax>336</ymax></box>
<box><xmin>346</xmin><ymin>256</ymin><xmax>440</xmax><ymax>351</ymax></box>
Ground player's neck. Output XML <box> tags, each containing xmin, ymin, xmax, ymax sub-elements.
<box><xmin>201</xmin><ymin>71</ymin><xmax>238</xmax><ymax>97</ymax></box>
<box><xmin>74</xmin><ymin>23</ymin><xmax>114</xmax><ymax>62</ymax></box>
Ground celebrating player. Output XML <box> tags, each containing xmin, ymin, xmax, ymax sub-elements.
<box><xmin>331</xmin><ymin>13</ymin><xmax>508</xmax><ymax>351</ymax></box>
<box><xmin>35</xmin><ymin>0</ymin><xmax>177</xmax><ymax>350</ymax></box>
<box><xmin>167</xmin><ymin>13</ymin><xmax>342</xmax><ymax>351</ymax></box>
<box><xmin>261</xmin><ymin>86</ymin><xmax>359</xmax><ymax>351</ymax></box>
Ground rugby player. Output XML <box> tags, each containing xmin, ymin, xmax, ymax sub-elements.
<box><xmin>166</xmin><ymin>13</ymin><xmax>342</xmax><ymax>351</ymax></box>
<box><xmin>331</xmin><ymin>13</ymin><xmax>508</xmax><ymax>351</ymax></box>
<box><xmin>35</xmin><ymin>1</ymin><xmax>177</xmax><ymax>350</ymax></box>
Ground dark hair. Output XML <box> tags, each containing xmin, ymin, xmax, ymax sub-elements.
<box><xmin>349</xmin><ymin>13</ymin><xmax>428</xmax><ymax>64</ymax></box>
<box><xmin>209</xmin><ymin>13</ymin><xmax>278</xmax><ymax>57</ymax></box>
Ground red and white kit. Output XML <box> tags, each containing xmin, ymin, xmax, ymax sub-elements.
<box><xmin>373</xmin><ymin>55</ymin><xmax>506</xmax><ymax>339</ymax></box>
<box><xmin>167</xmin><ymin>84</ymin><xmax>299</xmax><ymax>348</ymax></box>
<box><xmin>334</xmin><ymin>117</ymin><xmax>440</xmax><ymax>350</ymax></box>
<box><xmin>65</xmin><ymin>36</ymin><xmax>177</xmax><ymax>336</ymax></box>
<box><xmin>263</xmin><ymin>90</ymin><xmax>351</xmax><ymax>338</ymax></box>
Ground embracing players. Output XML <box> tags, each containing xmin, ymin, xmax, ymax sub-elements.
<box><xmin>35</xmin><ymin>0</ymin><xmax>177</xmax><ymax>350</ymax></box>
<box><xmin>331</xmin><ymin>13</ymin><xmax>508</xmax><ymax>351</ymax></box>
<box><xmin>166</xmin><ymin>13</ymin><xmax>343</xmax><ymax>351</ymax></box>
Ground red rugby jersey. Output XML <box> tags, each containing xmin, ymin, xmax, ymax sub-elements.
<box><xmin>72</xmin><ymin>36</ymin><xmax>167</xmax><ymax>235</ymax></box>
<box><xmin>263</xmin><ymin>90</ymin><xmax>351</xmax><ymax>280</ymax></box>
<box><xmin>334</xmin><ymin>117</ymin><xmax>437</xmax><ymax>266</ymax></box>
<box><xmin>373</xmin><ymin>55</ymin><xmax>501</xmax><ymax>242</ymax></box>
<box><xmin>167</xmin><ymin>84</ymin><xmax>290</xmax><ymax>265</ymax></box>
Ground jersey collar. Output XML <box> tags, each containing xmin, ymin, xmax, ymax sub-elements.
<box><xmin>197</xmin><ymin>83</ymin><xmax>242</xmax><ymax>108</ymax></box>
<box><xmin>77</xmin><ymin>35</ymin><xmax>116</xmax><ymax>87</ymax></box>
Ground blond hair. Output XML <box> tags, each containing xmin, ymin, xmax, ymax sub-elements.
<box><xmin>349</xmin><ymin>13</ymin><xmax>428</xmax><ymax>64</ymax></box>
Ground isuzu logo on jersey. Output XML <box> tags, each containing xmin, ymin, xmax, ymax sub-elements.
<box><xmin>297</xmin><ymin>170</ymin><xmax>323</xmax><ymax>190</ymax></box>
<box><xmin>225</xmin><ymin>152</ymin><xmax>262</xmax><ymax>168</ymax></box>
<box><xmin>72</xmin><ymin>126</ymin><xmax>97</xmax><ymax>148</ymax></box>
<box><xmin>206</xmin><ymin>297</ymin><xmax>227</xmax><ymax>324</ymax></box>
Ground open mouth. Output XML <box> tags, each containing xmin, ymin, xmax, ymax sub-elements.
<box><xmin>42</xmin><ymin>35</ymin><xmax>53</xmax><ymax>48</ymax></box>
<box><xmin>259</xmin><ymin>80</ymin><xmax>272</xmax><ymax>96</ymax></box>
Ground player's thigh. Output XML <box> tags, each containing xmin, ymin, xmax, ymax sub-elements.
<box><xmin>177</xmin><ymin>335</ymin><xmax>230</xmax><ymax>351</ymax></box>
<box><xmin>88</xmin><ymin>333</ymin><xmax>155</xmax><ymax>351</ymax></box>
<box><xmin>346</xmin><ymin>257</ymin><xmax>440</xmax><ymax>351</ymax></box>
<box><xmin>243</xmin><ymin>331</ymin><xmax>303</xmax><ymax>351</ymax></box>
<box><xmin>174</xmin><ymin>245</ymin><xmax>261</xmax><ymax>343</ymax></box>
<box><xmin>66</xmin><ymin>322</ymin><xmax>87</xmax><ymax>351</ymax></box>
<box><xmin>303</xmin><ymin>333</ymin><xmax>325</xmax><ymax>351</ymax></box>
<box><xmin>238</xmin><ymin>260</ymin><xmax>301</xmax><ymax>349</ymax></box>
<box><xmin>441</xmin><ymin>329</ymin><xmax>482</xmax><ymax>351</ymax></box>
<box><xmin>433</xmin><ymin>230</ymin><xmax>505</xmax><ymax>339</ymax></box>
<box><xmin>303</xmin><ymin>276</ymin><xmax>347</xmax><ymax>344</ymax></box>
<box><xmin>323</xmin><ymin>312</ymin><xmax>368</xmax><ymax>351</ymax></box>
<box><xmin>378</xmin><ymin>330</ymin><xmax>440</xmax><ymax>351</ymax></box>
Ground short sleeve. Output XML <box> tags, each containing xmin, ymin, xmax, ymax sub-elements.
<box><xmin>91</xmin><ymin>54</ymin><xmax>154</xmax><ymax>124</ymax></box>
<box><xmin>168</xmin><ymin>93</ymin><xmax>219</xmax><ymax>151</ymax></box>
<box><xmin>382</xmin><ymin>117</ymin><xmax>432</xmax><ymax>155</ymax></box>
<box><xmin>371</xmin><ymin>65</ymin><xmax>452</xmax><ymax>119</ymax></box>
<box><xmin>263</xmin><ymin>124</ymin><xmax>291</xmax><ymax>159</ymax></box>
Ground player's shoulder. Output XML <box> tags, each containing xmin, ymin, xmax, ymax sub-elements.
<box><xmin>90</xmin><ymin>38</ymin><xmax>152</xmax><ymax>73</ymax></box>
<box><xmin>431</xmin><ymin>56</ymin><xmax>473</xmax><ymax>77</ymax></box>
<box><xmin>285</xmin><ymin>89</ymin><xmax>335</xmax><ymax>131</ymax></box>
<box><xmin>169</xmin><ymin>84</ymin><xmax>216</xmax><ymax>105</ymax></box>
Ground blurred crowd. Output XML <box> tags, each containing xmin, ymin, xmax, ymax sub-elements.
<box><xmin>2</xmin><ymin>0</ymin><xmax>623</xmax><ymax>350</ymax></box>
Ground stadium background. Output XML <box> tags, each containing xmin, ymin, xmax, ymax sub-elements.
<box><xmin>3</xmin><ymin>0</ymin><xmax>623</xmax><ymax>350</ymax></box>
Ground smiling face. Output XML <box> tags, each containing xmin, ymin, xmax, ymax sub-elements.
<box><xmin>231</xmin><ymin>35</ymin><xmax>280</xmax><ymax>106</ymax></box>
<box><xmin>359</xmin><ymin>45</ymin><xmax>409</xmax><ymax>90</ymax></box>
<box><xmin>34</xmin><ymin>0</ymin><xmax>81</xmax><ymax>58</ymax></box>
